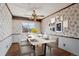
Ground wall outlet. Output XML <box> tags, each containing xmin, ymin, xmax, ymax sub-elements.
<box><xmin>63</xmin><ymin>43</ymin><xmax>66</xmax><ymax>47</ymax></box>
<box><xmin>6</xmin><ymin>45</ymin><xmax>8</xmax><ymax>48</ymax></box>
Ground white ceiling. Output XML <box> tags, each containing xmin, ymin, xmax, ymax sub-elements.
<box><xmin>7</xmin><ymin>3</ymin><xmax>72</xmax><ymax>19</ymax></box>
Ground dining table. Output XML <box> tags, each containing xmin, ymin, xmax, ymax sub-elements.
<box><xmin>27</xmin><ymin>35</ymin><xmax>56</xmax><ymax>56</ymax></box>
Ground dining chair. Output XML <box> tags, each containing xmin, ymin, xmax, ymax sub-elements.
<box><xmin>46</xmin><ymin>36</ymin><xmax>58</xmax><ymax>55</ymax></box>
<box><xmin>20</xmin><ymin>33</ymin><xmax>32</xmax><ymax>46</ymax></box>
<box><xmin>35</xmin><ymin>44</ymin><xmax>45</xmax><ymax>56</ymax></box>
<box><xmin>19</xmin><ymin>33</ymin><xmax>34</xmax><ymax>56</ymax></box>
<box><xmin>26</xmin><ymin>33</ymin><xmax>45</xmax><ymax>56</ymax></box>
<box><xmin>20</xmin><ymin>44</ymin><xmax>34</xmax><ymax>56</ymax></box>
<box><xmin>27</xmin><ymin>38</ymin><xmax>45</xmax><ymax>56</ymax></box>
<box><xmin>20</xmin><ymin>40</ymin><xmax>34</xmax><ymax>56</ymax></box>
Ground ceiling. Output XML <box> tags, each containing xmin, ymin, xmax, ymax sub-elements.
<box><xmin>7</xmin><ymin>3</ymin><xmax>72</xmax><ymax>20</ymax></box>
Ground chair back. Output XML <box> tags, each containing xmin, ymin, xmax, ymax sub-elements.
<box><xmin>47</xmin><ymin>35</ymin><xmax>58</xmax><ymax>48</ymax></box>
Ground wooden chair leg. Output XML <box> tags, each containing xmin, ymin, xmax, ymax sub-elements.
<box><xmin>50</xmin><ymin>48</ymin><xmax>51</xmax><ymax>56</ymax></box>
<box><xmin>29</xmin><ymin>53</ymin><xmax>31</xmax><ymax>56</ymax></box>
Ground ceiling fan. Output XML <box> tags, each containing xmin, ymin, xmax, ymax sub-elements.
<box><xmin>26</xmin><ymin>9</ymin><xmax>44</xmax><ymax>21</ymax></box>
<box><xmin>31</xmin><ymin>9</ymin><xmax>37</xmax><ymax>21</ymax></box>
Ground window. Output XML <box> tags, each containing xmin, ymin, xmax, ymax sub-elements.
<box><xmin>22</xmin><ymin>23</ymin><xmax>36</xmax><ymax>32</ymax></box>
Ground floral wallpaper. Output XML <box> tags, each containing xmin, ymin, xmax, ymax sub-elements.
<box><xmin>51</xmin><ymin>4</ymin><xmax>79</xmax><ymax>38</ymax></box>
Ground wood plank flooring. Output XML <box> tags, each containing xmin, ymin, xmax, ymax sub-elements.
<box><xmin>6</xmin><ymin>43</ymin><xmax>75</xmax><ymax>56</ymax></box>
<box><xmin>51</xmin><ymin>48</ymin><xmax>75</xmax><ymax>56</ymax></box>
<box><xmin>6</xmin><ymin>43</ymin><xmax>20</xmax><ymax>56</ymax></box>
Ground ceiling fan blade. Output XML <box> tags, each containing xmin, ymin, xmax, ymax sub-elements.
<box><xmin>25</xmin><ymin>9</ymin><xmax>44</xmax><ymax>21</ymax></box>
<box><xmin>25</xmin><ymin>15</ymin><xmax>44</xmax><ymax>17</ymax></box>
<box><xmin>37</xmin><ymin>15</ymin><xmax>44</xmax><ymax>17</ymax></box>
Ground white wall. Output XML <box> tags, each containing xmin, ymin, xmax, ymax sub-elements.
<box><xmin>0</xmin><ymin>36</ymin><xmax>12</xmax><ymax>56</ymax></box>
<box><xmin>12</xmin><ymin>18</ymin><xmax>41</xmax><ymax>34</ymax></box>
<box><xmin>0</xmin><ymin>4</ymin><xmax>12</xmax><ymax>56</ymax></box>
<box><xmin>12</xmin><ymin>34</ymin><xmax>20</xmax><ymax>43</ymax></box>
<box><xmin>59</xmin><ymin>37</ymin><xmax>79</xmax><ymax>55</ymax></box>
<box><xmin>41</xmin><ymin>16</ymin><xmax>51</xmax><ymax>34</ymax></box>
<box><xmin>12</xmin><ymin>18</ymin><xmax>41</xmax><ymax>43</ymax></box>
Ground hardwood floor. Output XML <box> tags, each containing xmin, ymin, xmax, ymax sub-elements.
<box><xmin>6</xmin><ymin>43</ymin><xmax>75</xmax><ymax>56</ymax></box>
<box><xmin>51</xmin><ymin>48</ymin><xmax>75</xmax><ymax>56</ymax></box>
<box><xmin>6</xmin><ymin>43</ymin><xmax>20</xmax><ymax>56</ymax></box>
